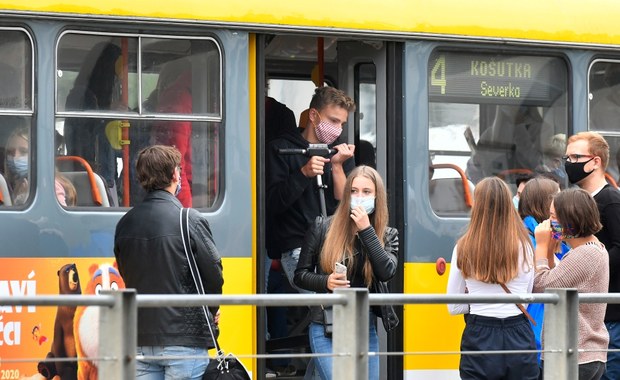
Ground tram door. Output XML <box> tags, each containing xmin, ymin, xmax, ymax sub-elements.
<box><xmin>337</xmin><ymin>42</ymin><xmax>387</xmax><ymax>175</ymax></box>
<box><xmin>259</xmin><ymin>35</ymin><xmax>401</xmax><ymax>379</ymax></box>
<box><xmin>338</xmin><ymin>41</ymin><xmax>404</xmax><ymax>380</ymax></box>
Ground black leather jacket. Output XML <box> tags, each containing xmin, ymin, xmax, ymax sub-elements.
<box><xmin>294</xmin><ymin>216</ymin><xmax>399</xmax><ymax>323</ymax></box>
<box><xmin>114</xmin><ymin>190</ymin><xmax>224</xmax><ymax>347</ymax></box>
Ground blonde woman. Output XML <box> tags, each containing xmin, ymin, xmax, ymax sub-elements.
<box><xmin>294</xmin><ymin>166</ymin><xmax>398</xmax><ymax>380</ymax></box>
<box><xmin>446</xmin><ymin>177</ymin><xmax>538</xmax><ymax>380</ymax></box>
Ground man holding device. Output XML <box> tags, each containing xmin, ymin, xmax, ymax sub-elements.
<box><xmin>266</xmin><ymin>86</ymin><xmax>356</xmax><ymax>288</ymax></box>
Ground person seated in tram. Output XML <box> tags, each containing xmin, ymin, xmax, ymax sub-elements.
<box><xmin>4</xmin><ymin>126</ymin><xmax>76</xmax><ymax>206</ymax></box>
<box><xmin>4</xmin><ymin>126</ymin><xmax>29</xmax><ymax>205</ymax></box>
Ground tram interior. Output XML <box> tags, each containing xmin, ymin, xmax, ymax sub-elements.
<box><xmin>260</xmin><ymin>34</ymin><xmax>384</xmax><ymax>378</ymax></box>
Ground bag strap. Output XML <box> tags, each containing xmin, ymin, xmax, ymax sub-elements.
<box><xmin>499</xmin><ymin>283</ymin><xmax>537</xmax><ymax>326</ymax></box>
<box><xmin>180</xmin><ymin>208</ymin><xmax>224</xmax><ymax>356</ymax></box>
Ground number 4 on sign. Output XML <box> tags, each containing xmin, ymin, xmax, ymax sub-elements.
<box><xmin>431</xmin><ymin>54</ymin><xmax>446</xmax><ymax>95</ymax></box>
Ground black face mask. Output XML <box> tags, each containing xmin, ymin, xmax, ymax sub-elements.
<box><xmin>564</xmin><ymin>157</ymin><xmax>595</xmax><ymax>184</ymax></box>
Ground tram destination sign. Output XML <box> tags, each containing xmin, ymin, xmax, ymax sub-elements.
<box><xmin>428</xmin><ymin>51</ymin><xmax>566</xmax><ymax>105</ymax></box>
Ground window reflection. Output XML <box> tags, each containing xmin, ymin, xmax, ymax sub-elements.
<box><xmin>56</xmin><ymin>33</ymin><xmax>222</xmax><ymax>209</ymax></box>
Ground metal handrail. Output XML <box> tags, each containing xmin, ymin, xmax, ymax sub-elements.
<box><xmin>0</xmin><ymin>289</ymin><xmax>605</xmax><ymax>379</ymax></box>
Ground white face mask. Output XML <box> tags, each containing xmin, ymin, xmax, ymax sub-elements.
<box><xmin>350</xmin><ymin>196</ymin><xmax>375</xmax><ymax>214</ymax></box>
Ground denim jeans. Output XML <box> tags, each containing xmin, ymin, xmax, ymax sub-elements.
<box><xmin>308</xmin><ymin>318</ymin><xmax>379</xmax><ymax>380</ymax></box>
<box><xmin>280</xmin><ymin>247</ymin><xmax>312</xmax><ymax>294</ymax></box>
<box><xmin>136</xmin><ymin>345</ymin><xmax>209</xmax><ymax>380</ymax></box>
<box><xmin>602</xmin><ymin>321</ymin><xmax>620</xmax><ymax>379</ymax></box>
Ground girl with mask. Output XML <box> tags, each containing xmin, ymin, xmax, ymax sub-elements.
<box><xmin>446</xmin><ymin>176</ymin><xmax>539</xmax><ymax>380</ymax></box>
<box><xmin>4</xmin><ymin>127</ymin><xmax>74</xmax><ymax>206</ymax></box>
<box><xmin>5</xmin><ymin>127</ymin><xmax>30</xmax><ymax>205</ymax></box>
<box><xmin>294</xmin><ymin>166</ymin><xmax>399</xmax><ymax>380</ymax></box>
<box><xmin>517</xmin><ymin>177</ymin><xmax>569</xmax><ymax>370</ymax></box>
<box><xmin>533</xmin><ymin>188</ymin><xmax>609</xmax><ymax>379</ymax></box>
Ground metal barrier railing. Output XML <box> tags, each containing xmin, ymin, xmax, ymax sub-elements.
<box><xmin>2</xmin><ymin>288</ymin><xmax>613</xmax><ymax>380</ymax></box>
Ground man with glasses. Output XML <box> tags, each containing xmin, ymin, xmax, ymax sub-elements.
<box><xmin>565</xmin><ymin>131</ymin><xmax>620</xmax><ymax>379</ymax></box>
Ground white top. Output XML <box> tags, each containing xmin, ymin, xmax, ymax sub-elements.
<box><xmin>446</xmin><ymin>244</ymin><xmax>534</xmax><ymax>317</ymax></box>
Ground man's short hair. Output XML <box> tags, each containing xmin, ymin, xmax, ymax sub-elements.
<box><xmin>567</xmin><ymin>131</ymin><xmax>610</xmax><ymax>169</ymax></box>
<box><xmin>515</xmin><ymin>173</ymin><xmax>534</xmax><ymax>189</ymax></box>
<box><xmin>309</xmin><ymin>86</ymin><xmax>356</xmax><ymax>113</ymax></box>
<box><xmin>554</xmin><ymin>188</ymin><xmax>602</xmax><ymax>237</ymax></box>
<box><xmin>136</xmin><ymin>145</ymin><xmax>181</xmax><ymax>192</ymax></box>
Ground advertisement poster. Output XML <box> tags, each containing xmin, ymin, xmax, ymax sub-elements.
<box><xmin>0</xmin><ymin>258</ymin><xmax>121</xmax><ymax>380</ymax></box>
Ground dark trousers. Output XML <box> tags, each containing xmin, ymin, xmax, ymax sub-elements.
<box><xmin>460</xmin><ymin>314</ymin><xmax>539</xmax><ymax>380</ymax></box>
<box><xmin>540</xmin><ymin>360</ymin><xmax>606</xmax><ymax>380</ymax></box>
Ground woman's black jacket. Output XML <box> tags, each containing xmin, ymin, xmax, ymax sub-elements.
<box><xmin>294</xmin><ymin>216</ymin><xmax>399</xmax><ymax>324</ymax></box>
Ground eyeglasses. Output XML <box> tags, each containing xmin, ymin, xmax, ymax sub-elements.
<box><xmin>562</xmin><ymin>154</ymin><xmax>594</xmax><ymax>163</ymax></box>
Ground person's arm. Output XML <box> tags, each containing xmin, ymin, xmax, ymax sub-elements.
<box><xmin>533</xmin><ymin>219</ymin><xmax>557</xmax><ymax>270</ymax></box>
<box><xmin>446</xmin><ymin>246</ymin><xmax>470</xmax><ymax>315</ymax></box>
<box><xmin>358</xmin><ymin>226</ymin><xmax>398</xmax><ymax>282</ymax></box>
<box><xmin>294</xmin><ymin>218</ymin><xmax>332</xmax><ymax>293</ymax></box>
<box><xmin>330</xmin><ymin>143</ymin><xmax>355</xmax><ymax>200</ymax></box>
<box><xmin>533</xmin><ymin>246</ymin><xmax>600</xmax><ymax>292</ymax></box>
<box><xmin>189</xmin><ymin>210</ymin><xmax>224</xmax><ymax>316</ymax></box>
<box><xmin>266</xmin><ymin>142</ymin><xmax>314</xmax><ymax>214</ymax></box>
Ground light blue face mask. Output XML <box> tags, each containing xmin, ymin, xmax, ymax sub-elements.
<box><xmin>6</xmin><ymin>156</ymin><xmax>28</xmax><ymax>179</ymax></box>
<box><xmin>350</xmin><ymin>196</ymin><xmax>375</xmax><ymax>214</ymax></box>
<box><xmin>512</xmin><ymin>195</ymin><xmax>519</xmax><ymax>209</ymax></box>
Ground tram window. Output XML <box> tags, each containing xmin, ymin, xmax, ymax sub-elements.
<box><xmin>0</xmin><ymin>29</ymin><xmax>33</xmax><ymax>208</ymax></box>
<box><xmin>56</xmin><ymin>32</ymin><xmax>222</xmax><ymax>209</ymax></box>
<box><xmin>355</xmin><ymin>63</ymin><xmax>377</xmax><ymax>168</ymax></box>
<box><xmin>427</xmin><ymin>50</ymin><xmax>568</xmax><ymax>216</ymax></box>
<box><xmin>589</xmin><ymin>60</ymin><xmax>620</xmax><ymax>133</ymax></box>
<box><xmin>268</xmin><ymin>79</ymin><xmax>316</xmax><ymax>125</ymax></box>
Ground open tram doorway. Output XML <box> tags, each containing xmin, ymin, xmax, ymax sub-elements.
<box><xmin>256</xmin><ymin>34</ymin><xmax>403</xmax><ymax>379</ymax></box>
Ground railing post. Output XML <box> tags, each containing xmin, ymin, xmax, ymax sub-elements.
<box><xmin>99</xmin><ymin>289</ymin><xmax>137</xmax><ymax>379</ymax></box>
<box><xmin>543</xmin><ymin>288</ymin><xmax>578</xmax><ymax>380</ymax></box>
<box><xmin>333</xmin><ymin>288</ymin><xmax>368</xmax><ymax>380</ymax></box>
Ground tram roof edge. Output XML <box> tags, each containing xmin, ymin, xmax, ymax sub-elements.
<box><xmin>1</xmin><ymin>0</ymin><xmax>620</xmax><ymax>47</ymax></box>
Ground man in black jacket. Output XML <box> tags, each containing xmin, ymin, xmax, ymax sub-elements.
<box><xmin>565</xmin><ymin>132</ymin><xmax>620</xmax><ymax>380</ymax></box>
<box><xmin>114</xmin><ymin>145</ymin><xmax>223</xmax><ymax>379</ymax></box>
<box><xmin>266</xmin><ymin>86</ymin><xmax>356</xmax><ymax>289</ymax></box>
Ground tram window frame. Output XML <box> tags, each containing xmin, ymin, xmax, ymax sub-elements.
<box><xmin>427</xmin><ymin>48</ymin><xmax>569</xmax><ymax>217</ymax></box>
<box><xmin>0</xmin><ymin>28</ymin><xmax>35</xmax><ymax>210</ymax></box>
<box><xmin>588</xmin><ymin>59</ymin><xmax>620</xmax><ymax>133</ymax></box>
<box><xmin>55</xmin><ymin>31</ymin><xmax>223</xmax><ymax>210</ymax></box>
<box><xmin>587</xmin><ymin>59</ymin><xmax>620</xmax><ymax>186</ymax></box>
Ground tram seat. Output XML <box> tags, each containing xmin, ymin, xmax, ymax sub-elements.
<box><xmin>0</xmin><ymin>173</ymin><xmax>11</xmax><ymax>206</ymax></box>
<box><xmin>62</xmin><ymin>171</ymin><xmax>110</xmax><ymax>207</ymax></box>
<box><xmin>429</xmin><ymin>163</ymin><xmax>474</xmax><ymax>216</ymax></box>
<box><xmin>605</xmin><ymin>172</ymin><xmax>619</xmax><ymax>189</ymax></box>
<box><xmin>56</xmin><ymin>156</ymin><xmax>110</xmax><ymax>207</ymax></box>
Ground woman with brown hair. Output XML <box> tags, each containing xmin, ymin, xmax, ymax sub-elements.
<box><xmin>518</xmin><ymin>177</ymin><xmax>568</xmax><ymax>369</ymax></box>
<box><xmin>294</xmin><ymin>165</ymin><xmax>399</xmax><ymax>380</ymax></box>
<box><xmin>534</xmin><ymin>188</ymin><xmax>609</xmax><ymax>379</ymax></box>
<box><xmin>447</xmin><ymin>176</ymin><xmax>538</xmax><ymax>379</ymax></box>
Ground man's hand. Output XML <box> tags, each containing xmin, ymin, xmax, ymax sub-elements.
<box><xmin>301</xmin><ymin>156</ymin><xmax>329</xmax><ymax>178</ymax></box>
<box><xmin>330</xmin><ymin>143</ymin><xmax>355</xmax><ymax>166</ymax></box>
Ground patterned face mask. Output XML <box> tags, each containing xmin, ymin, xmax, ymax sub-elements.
<box><xmin>551</xmin><ymin>219</ymin><xmax>576</xmax><ymax>240</ymax></box>
<box><xmin>315</xmin><ymin>116</ymin><xmax>342</xmax><ymax>145</ymax></box>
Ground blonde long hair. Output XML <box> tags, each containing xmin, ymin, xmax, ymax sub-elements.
<box><xmin>319</xmin><ymin>166</ymin><xmax>388</xmax><ymax>286</ymax></box>
<box><xmin>456</xmin><ymin>177</ymin><xmax>532</xmax><ymax>283</ymax></box>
